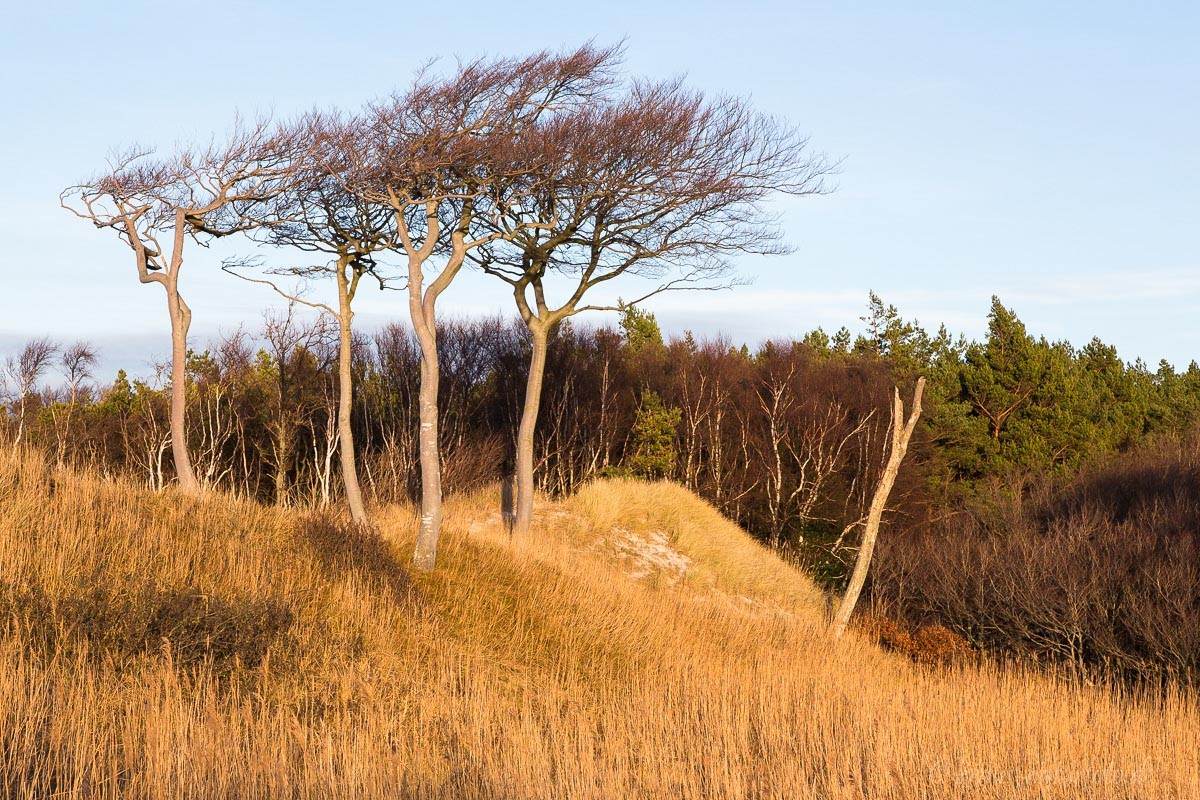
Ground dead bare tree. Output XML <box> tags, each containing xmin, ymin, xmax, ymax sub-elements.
<box><xmin>753</xmin><ymin>355</ymin><xmax>876</xmax><ymax>548</ymax></box>
<box><xmin>124</xmin><ymin>364</ymin><xmax>173</xmax><ymax>491</ymax></box>
<box><xmin>187</xmin><ymin>332</ymin><xmax>258</xmax><ymax>492</ymax></box>
<box><xmin>757</xmin><ymin>363</ymin><xmax>796</xmax><ymax>548</ymax></box>
<box><xmin>786</xmin><ymin>401</ymin><xmax>874</xmax><ymax>530</ymax></box>
<box><xmin>62</xmin><ymin>121</ymin><xmax>291</xmax><ymax>493</ymax></box>
<box><xmin>674</xmin><ymin>342</ymin><xmax>715</xmax><ymax>493</ymax></box>
<box><xmin>832</xmin><ymin>377</ymin><xmax>925</xmax><ymax>639</ymax></box>
<box><xmin>356</xmin><ymin>45</ymin><xmax>620</xmax><ymax>570</ymax></box>
<box><xmin>478</xmin><ymin>79</ymin><xmax>836</xmax><ymax>542</ymax></box>
<box><xmin>61</xmin><ymin>342</ymin><xmax>98</xmax><ymax>407</ymax></box>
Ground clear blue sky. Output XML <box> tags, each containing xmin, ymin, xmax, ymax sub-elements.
<box><xmin>2</xmin><ymin>1</ymin><xmax>1198</xmax><ymax>377</ymax></box>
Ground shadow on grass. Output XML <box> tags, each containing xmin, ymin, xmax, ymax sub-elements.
<box><xmin>299</xmin><ymin>513</ymin><xmax>420</xmax><ymax>606</ymax></box>
<box><xmin>0</xmin><ymin>581</ymin><xmax>294</xmax><ymax>671</ymax></box>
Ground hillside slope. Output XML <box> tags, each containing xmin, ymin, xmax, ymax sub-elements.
<box><xmin>0</xmin><ymin>452</ymin><xmax>1196</xmax><ymax>799</ymax></box>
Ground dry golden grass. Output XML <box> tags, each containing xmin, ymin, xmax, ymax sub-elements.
<box><xmin>0</xmin><ymin>451</ymin><xmax>1196</xmax><ymax>798</ymax></box>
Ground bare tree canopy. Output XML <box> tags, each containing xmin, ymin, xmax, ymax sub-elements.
<box><xmin>60</xmin><ymin>341</ymin><xmax>98</xmax><ymax>406</ymax></box>
<box><xmin>223</xmin><ymin>111</ymin><xmax>399</xmax><ymax>524</ymax></box>
<box><xmin>58</xmin><ymin>44</ymin><xmax>835</xmax><ymax>571</ymax></box>
<box><xmin>62</xmin><ymin>119</ymin><xmax>293</xmax><ymax>493</ymax></box>
<box><xmin>474</xmin><ymin>74</ymin><xmax>837</xmax><ymax>538</ymax></box>
<box><xmin>345</xmin><ymin>43</ymin><xmax>625</xmax><ymax>570</ymax></box>
<box><xmin>2</xmin><ymin>337</ymin><xmax>60</xmax><ymax>449</ymax></box>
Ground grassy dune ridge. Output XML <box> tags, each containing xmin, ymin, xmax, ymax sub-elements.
<box><xmin>0</xmin><ymin>451</ymin><xmax>1196</xmax><ymax>798</ymax></box>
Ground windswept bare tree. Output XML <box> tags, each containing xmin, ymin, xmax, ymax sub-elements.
<box><xmin>225</xmin><ymin>112</ymin><xmax>395</xmax><ymax>523</ymax></box>
<box><xmin>478</xmin><ymin>79</ymin><xmax>837</xmax><ymax>540</ymax></box>
<box><xmin>62</xmin><ymin>121</ymin><xmax>291</xmax><ymax>493</ymax></box>
<box><xmin>355</xmin><ymin>44</ymin><xmax>620</xmax><ymax>569</ymax></box>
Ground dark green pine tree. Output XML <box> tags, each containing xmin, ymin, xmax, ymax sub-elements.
<box><xmin>618</xmin><ymin>300</ymin><xmax>664</xmax><ymax>355</ymax></box>
<box><xmin>622</xmin><ymin>390</ymin><xmax>682</xmax><ymax>480</ymax></box>
<box><xmin>100</xmin><ymin>370</ymin><xmax>135</xmax><ymax>414</ymax></box>
<box><xmin>958</xmin><ymin>297</ymin><xmax>1047</xmax><ymax>442</ymax></box>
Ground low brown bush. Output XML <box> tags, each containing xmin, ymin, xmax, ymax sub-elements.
<box><xmin>863</xmin><ymin>615</ymin><xmax>972</xmax><ymax>665</ymax></box>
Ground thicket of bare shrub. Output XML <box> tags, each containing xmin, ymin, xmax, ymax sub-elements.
<box><xmin>872</xmin><ymin>434</ymin><xmax>1200</xmax><ymax>686</ymax></box>
<box><xmin>2</xmin><ymin>322</ymin><xmax>914</xmax><ymax>527</ymax></box>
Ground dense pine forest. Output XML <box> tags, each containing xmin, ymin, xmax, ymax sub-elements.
<box><xmin>6</xmin><ymin>291</ymin><xmax>1199</xmax><ymax>685</ymax></box>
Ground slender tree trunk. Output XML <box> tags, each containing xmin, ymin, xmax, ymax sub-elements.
<box><xmin>320</xmin><ymin>418</ymin><xmax>338</xmax><ymax>509</ymax></box>
<box><xmin>56</xmin><ymin>403</ymin><xmax>71</xmax><ymax>467</ymax></box>
<box><xmin>513</xmin><ymin>324</ymin><xmax>549</xmax><ymax>542</ymax></box>
<box><xmin>166</xmin><ymin>286</ymin><xmax>199</xmax><ymax>494</ymax></box>
<box><xmin>832</xmin><ymin>378</ymin><xmax>924</xmax><ymax>639</ymax></box>
<box><xmin>273</xmin><ymin>421</ymin><xmax>291</xmax><ymax>506</ymax></box>
<box><xmin>336</xmin><ymin>266</ymin><xmax>367</xmax><ymax>524</ymax></box>
<box><xmin>405</xmin><ymin>209</ymin><xmax>464</xmax><ymax>571</ymax></box>
<box><xmin>14</xmin><ymin>398</ymin><xmax>25</xmax><ymax>450</ymax></box>
<box><xmin>411</xmin><ymin>316</ymin><xmax>441</xmax><ymax>571</ymax></box>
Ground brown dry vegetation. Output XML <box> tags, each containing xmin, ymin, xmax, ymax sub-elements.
<box><xmin>874</xmin><ymin>435</ymin><xmax>1200</xmax><ymax>685</ymax></box>
<box><xmin>0</xmin><ymin>451</ymin><xmax>1196</xmax><ymax>799</ymax></box>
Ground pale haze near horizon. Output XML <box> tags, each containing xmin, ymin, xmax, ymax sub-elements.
<box><xmin>1</xmin><ymin>1</ymin><xmax>1197</xmax><ymax>379</ymax></box>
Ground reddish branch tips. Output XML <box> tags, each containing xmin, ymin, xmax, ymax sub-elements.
<box><xmin>472</xmin><ymin>78</ymin><xmax>836</xmax><ymax>321</ymax></box>
<box><xmin>66</xmin><ymin>44</ymin><xmax>830</xmax><ymax>304</ymax></box>
<box><xmin>62</xmin><ymin>120</ymin><xmax>296</xmax><ymax>276</ymax></box>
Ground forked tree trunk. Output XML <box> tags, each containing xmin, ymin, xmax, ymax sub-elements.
<box><xmin>402</xmin><ymin>208</ymin><xmax>472</xmax><ymax>572</ymax></box>
<box><xmin>513</xmin><ymin>324</ymin><xmax>550</xmax><ymax>542</ymax></box>
<box><xmin>407</xmin><ymin>215</ymin><xmax>471</xmax><ymax>572</ymax></box>
<box><xmin>166</xmin><ymin>285</ymin><xmax>199</xmax><ymax>494</ymax></box>
<box><xmin>831</xmin><ymin>377</ymin><xmax>925</xmax><ymax>639</ymax></box>
<box><xmin>335</xmin><ymin>266</ymin><xmax>368</xmax><ymax>524</ymax></box>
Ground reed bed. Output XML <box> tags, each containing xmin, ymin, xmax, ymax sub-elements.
<box><xmin>0</xmin><ymin>452</ymin><xmax>1195</xmax><ymax>798</ymax></box>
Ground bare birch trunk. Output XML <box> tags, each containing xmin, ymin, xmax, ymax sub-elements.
<box><xmin>831</xmin><ymin>377</ymin><xmax>925</xmax><ymax>639</ymax></box>
<box><xmin>335</xmin><ymin>265</ymin><xmax>367</xmax><ymax>524</ymax></box>
<box><xmin>13</xmin><ymin>401</ymin><xmax>25</xmax><ymax>451</ymax></box>
<box><xmin>273</xmin><ymin>423</ymin><xmax>291</xmax><ymax>506</ymax></box>
<box><xmin>513</xmin><ymin>324</ymin><xmax>549</xmax><ymax>543</ymax></box>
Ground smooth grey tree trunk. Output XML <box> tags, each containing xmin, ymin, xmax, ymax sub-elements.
<box><xmin>335</xmin><ymin>265</ymin><xmax>368</xmax><ymax>524</ymax></box>
<box><xmin>166</xmin><ymin>285</ymin><xmax>199</xmax><ymax>494</ymax></box>
<box><xmin>410</xmin><ymin>313</ymin><xmax>442</xmax><ymax>571</ymax></box>
<box><xmin>403</xmin><ymin>210</ymin><xmax>465</xmax><ymax>572</ymax></box>
<box><xmin>513</xmin><ymin>325</ymin><xmax>549</xmax><ymax>542</ymax></box>
<box><xmin>831</xmin><ymin>377</ymin><xmax>925</xmax><ymax>639</ymax></box>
